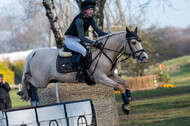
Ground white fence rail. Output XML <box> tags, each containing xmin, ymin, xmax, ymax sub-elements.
<box><xmin>0</xmin><ymin>99</ymin><xmax>96</xmax><ymax>126</ymax></box>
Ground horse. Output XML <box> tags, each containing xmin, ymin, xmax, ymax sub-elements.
<box><xmin>20</xmin><ymin>27</ymin><xmax>148</xmax><ymax>114</ymax></box>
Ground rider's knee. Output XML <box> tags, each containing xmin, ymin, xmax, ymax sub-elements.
<box><xmin>81</xmin><ymin>49</ymin><xmax>87</xmax><ymax>57</ymax></box>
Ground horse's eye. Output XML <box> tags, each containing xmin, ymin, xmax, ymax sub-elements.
<box><xmin>131</xmin><ymin>41</ymin><xmax>136</xmax><ymax>45</ymax></box>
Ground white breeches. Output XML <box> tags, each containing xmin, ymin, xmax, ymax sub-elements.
<box><xmin>65</xmin><ymin>36</ymin><xmax>87</xmax><ymax>57</ymax></box>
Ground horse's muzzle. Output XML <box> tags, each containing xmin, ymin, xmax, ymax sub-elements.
<box><xmin>139</xmin><ymin>52</ymin><xmax>148</xmax><ymax>63</ymax></box>
<box><xmin>141</xmin><ymin>57</ymin><xmax>148</xmax><ymax>63</ymax></box>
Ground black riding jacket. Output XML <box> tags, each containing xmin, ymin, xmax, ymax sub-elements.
<box><xmin>65</xmin><ymin>13</ymin><xmax>107</xmax><ymax>44</ymax></box>
<box><xmin>0</xmin><ymin>82</ymin><xmax>11</xmax><ymax>102</ymax></box>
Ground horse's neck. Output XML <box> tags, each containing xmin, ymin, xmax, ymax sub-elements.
<box><xmin>102</xmin><ymin>33</ymin><xmax>125</xmax><ymax>60</ymax></box>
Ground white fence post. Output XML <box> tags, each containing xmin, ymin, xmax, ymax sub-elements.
<box><xmin>55</xmin><ymin>83</ymin><xmax>59</xmax><ymax>103</ymax></box>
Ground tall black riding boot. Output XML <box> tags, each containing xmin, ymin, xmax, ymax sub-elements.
<box><xmin>76</xmin><ymin>54</ymin><xmax>85</xmax><ymax>82</ymax></box>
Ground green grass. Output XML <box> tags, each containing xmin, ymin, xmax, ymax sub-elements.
<box><xmin>119</xmin><ymin>93</ymin><xmax>190</xmax><ymax>125</ymax></box>
<box><xmin>146</xmin><ymin>55</ymin><xmax>190</xmax><ymax>76</ymax></box>
<box><xmin>163</xmin><ymin>55</ymin><xmax>190</xmax><ymax>70</ymax></box>
<box><xmin>116</xmin><ymin>79</ymin><xmax>190</xmax><ymax>101</ymax></box>
<box><xmin>9</xmin><ymin>89</ymin><xmax>30</xmax><ymax>108</ymax></box>
<box><xmin>117</xmin><ymin>79</ymin><xmax>190</xmax><ymax>114</ymax></box>
<box><xmin>170</xmin><ymin>63</ymin><xmax>190</xmax><ymax>79</ymax></box>
<box><xmin>118</xmin><ymin>87</ymin><xmax>190</xmax><ymax>125</ymax></box>
<box><xmin>118</xmin><ymin>78</ymin><xmax>190</xmax><ymax>125</ymax></box>
<box><xmin>137</xmin><ymin>116</ymin><xmax>190</xmax><ymax>126</ymax></box>
<box><xmin>118</xmin><ymin>55</ymin><xmax>190</xmax><ymax>126</ymax></box>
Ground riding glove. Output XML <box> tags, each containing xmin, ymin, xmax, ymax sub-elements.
<box><xmin>94</xmin><ymin>41</ymin><xmax>103</xmax><ymax>48</ymax></box>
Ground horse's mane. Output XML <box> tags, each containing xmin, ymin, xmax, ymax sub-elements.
<box><xmin>97</xmin><ymin>31</ymin><xmax>126</xmax><ymax>41</ymax></box>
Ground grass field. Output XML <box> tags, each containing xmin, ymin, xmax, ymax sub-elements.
<box><xmin>9</xmin><ymin>89</ymin><xmax>30</xmax><ymax>108</ymax></box>
<box><xmin>117</xmin><ymin>55</ymin><xmax>190</xmax><ymax>126</ymax></box>
<box><xmin>145</xmin><ymin>55</ymin><xmax>190</xmax><ymax>74</ymax></box>
<box><xmin>117</xmin><ymin>79</ymin><xmax>190</xmax><ymax>126</ymax></box>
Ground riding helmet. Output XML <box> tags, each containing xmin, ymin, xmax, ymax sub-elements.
<box><xmin>81</xmin><ymin>0</ymin><xmax>96</xmax><ymax>10</ymax></box>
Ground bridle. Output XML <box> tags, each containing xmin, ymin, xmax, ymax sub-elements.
<box><xmin>89</xmin><ymin>34</ymin><xmax>145</xmax><ymax>76</ymax></box>
<box><xmin>125</xmin><ymin>36</ymin><xmax>145</xmax><ymax>61</ymax></box>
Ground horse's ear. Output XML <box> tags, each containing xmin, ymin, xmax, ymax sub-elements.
<box><xmin>135</xmin><ymin>26</ymin><xmax>138</xmax><ymax>34</ymax></box>
<box><xmin>126</xmin><ymin>27</ymin><xmax>130</xmax><ymax>34</ymax></box>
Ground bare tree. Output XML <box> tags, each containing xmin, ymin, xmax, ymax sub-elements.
<box><xmin>104</xmin><ymin>3</ymin><xmax>111</xmax><ymax>32</ymax></box>
<box><xmin>115</xmin><ymin>0</ymin><xmax>126</xmax><ymax>26</ymax></box>
<box><xmin>65</xmin><ymin>0</ymin><xmax>71</xmax><ymax>26</ymax></box>
<box><xmin>0</xmin><ymin>1</ymin><xmax>49</xmax><ymax>52</ymax></box>
<box><xmin>75</xmin><ymin>0</ymin><xmax>82</xmax><ymax>11</ymax></box>
<box><xmin>2</xmin><ymin>0</ymin><xmax>187</xmax><ymax>54</ymax></box>
<box><xmin>43</xmin><ymin>0</ymin><xmax>65</xmax><ymax>48</ymax></box>
<box><xmin>20</xmin><ymin>0</ymin><xmax>69</xmax><ymax>48</ymax></box>
<box><xmin>106</xmin><ymin>1</ymin><xmax>117</xmax><ymax>25</ymax></box>
<box><xmin>94</xmin><ymin>0</ymin><xmax>106</xmax><ymax>29</ymax></box>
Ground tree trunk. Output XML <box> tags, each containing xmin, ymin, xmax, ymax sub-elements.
<box><xmin>43</xmin><ymin>0</ymin><xmax>64</xmax><ymax>48</ymax></box>
<box><xmin>75</xmin><ymin>0</ymin><xmax>82</xmax><ymax>12</ymax></box>
<box><xmin>104</xmin><ymin>2</ymin><xmax>111</xmax><ymax>32</ymax></box>
<box><xmin>65</xmin><ymin>0</ymin><xmax>71</xmax><ymax>26</ymax></box>
<box><xmin>94</xmin><ymin>0</ymin><xmax>106</xmax><ymax>30</ymax></box>
<box><xmin>115</xmin><ymin>0</ymin><xmax>126</xmax><ymax>27</ymax></box>
<box><xmin>107</xmin><ymin>3</ymin><xmax>117</xmax><ymax>25</ymax></box>
<box><xmin>49</xmin><ymin>29</ymin><xmax>55</xmax><ymax>48</ymax></box>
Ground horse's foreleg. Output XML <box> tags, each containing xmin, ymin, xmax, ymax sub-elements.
<box><xmin>109</xmin><ymin>74</ymin><xmax>132</xmax><ymax>99</ymax></box>
<box><xmin>109</xmin><ymin>74</ymin><xmax>132</xmax><ymax>101</ymax></box>
<box><xmin>96</xmin><ymin>74</ymin><xmax>131</xmax><ymax>114</ymax></box>
<box><xmin>109</xmin><ymin>74</ymin><xmax>132</xmax><ymax>115</ymax></box>
<box><xmin>94</xmin><ymin>74</ymin><xmax>125</xmax><ymax>94</ymax></box>
<box><xmin>109</xmin><ymin>74</ymin><xmax>129</xmax><ymax>89</ymax></box>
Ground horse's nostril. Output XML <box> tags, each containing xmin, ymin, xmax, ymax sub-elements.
<box><xmin>142</xmin><ymin>57</ymin><xmax>146</xmax><ymax>60</ymax></box>
<box><xmin>141</xmin><ymin>57</ymin><xmax>147</xmax><ymax>63</ymax></box>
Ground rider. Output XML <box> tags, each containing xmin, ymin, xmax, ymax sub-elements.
<box><xmin>65</xmin><ymin>0</ymin><xmax>108</xmax><ymax>82</ymax></box>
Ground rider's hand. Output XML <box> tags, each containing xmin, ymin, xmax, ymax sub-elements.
<box><xmin>2</xmin><ymin>80</ymin><xmax>5</xmax><ymax>84</ymax></box>
<box><xmin>94</xmin><ymin>41</ymin><xmax>103</xmax><ymax>48</ymax></box>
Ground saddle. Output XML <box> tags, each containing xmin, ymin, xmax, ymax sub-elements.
<box><xmin>56</xmin><ymin>42</ymin><xmax>95</xmax><ymax>85</ymax></box>
<box><xmin>56</xmin><ymin>47</ymin><xmax>78</xmax><ymax>73</ymax></box>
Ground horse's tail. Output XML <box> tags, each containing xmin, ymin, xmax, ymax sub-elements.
<box><xmin>19</xmin><ymin>50</ymin><xmax>37</xmax><ymax>100</ymax></box>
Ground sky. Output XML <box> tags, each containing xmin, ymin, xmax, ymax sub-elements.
<box><xmin>143</xmin><ymin>0</ymin><xmax>190</xmax><ymax>28</ymax></box>
<box><xmin>0</xmin><ymin>0</ymin><xmax>190</xmax><ymax>29</ymax></box>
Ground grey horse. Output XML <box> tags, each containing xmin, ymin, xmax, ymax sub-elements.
<box><xmin>20</xmin><ymin>27</ymin><xmax>148</xmax><ymax>114</ymax></box>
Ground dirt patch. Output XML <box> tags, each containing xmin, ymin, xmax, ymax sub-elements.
<box><xmin>174</xmin><ymin>77</ymin><xmax>190</xmax><ymax>82</ymax></box>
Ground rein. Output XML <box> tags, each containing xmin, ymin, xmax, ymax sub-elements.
<box><xmin>89</xmin><ymin>36</ymin><xmax>110</xmax><ymax>76</ymax></box>
<box><xmin>89</xmin><ymin>35</ymin><xmax>145</xmax><ymax>77</ymax></box>
<box><xmin>90</xmin><ymin>36</ymin><xmax>130</xmax><ymax>76</ymax></box>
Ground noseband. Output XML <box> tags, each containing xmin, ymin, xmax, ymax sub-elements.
<box><xmin>125</xmin><ymin>37</ymin><xmax>145</xmax><ymax>60</ymax></box>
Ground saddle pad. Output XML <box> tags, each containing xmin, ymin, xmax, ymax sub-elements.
<box><xmin>56</xmin><ymin>55</ymin><xmax>77</xmax><ymax>73</ymax></box>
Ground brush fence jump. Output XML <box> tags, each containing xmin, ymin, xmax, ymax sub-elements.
<box><xmin>0</xmin><ymin>99</ymin><xmax>96</xmax><ymax>126</ymax></box>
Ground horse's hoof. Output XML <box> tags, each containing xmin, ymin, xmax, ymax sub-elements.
<box><xmin>122</xmin><ymin>104</ymin><xmax>130</xmax><ymax>115</ymax></box>
<box><xmin>17</xmin><ymin>91</ymin><xmax>23</xmax><ymax>96</ymax></box>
